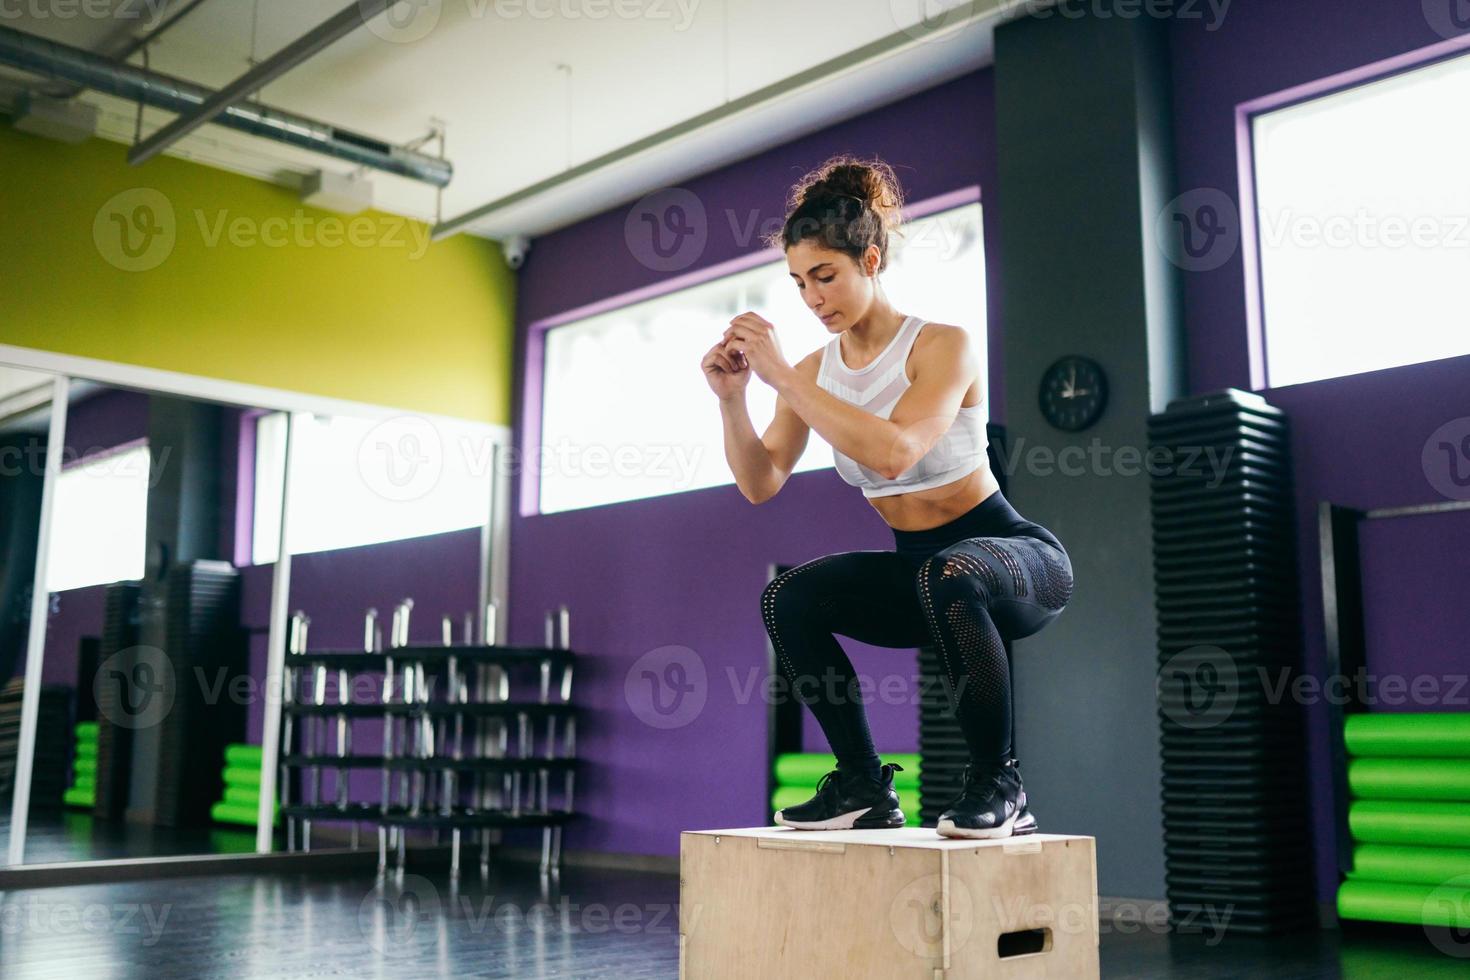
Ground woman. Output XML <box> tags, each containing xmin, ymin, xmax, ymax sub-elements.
<box><xmin>700</xmin><ymin>155</ymin><xmax>1073</xmax><ymax>839</ymax></box>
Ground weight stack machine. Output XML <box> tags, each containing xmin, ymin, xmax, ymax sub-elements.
<box><xmin>1149</xmin><ymin>388</ymin><xmax>1316</xmax><ymax>934</ymax></box>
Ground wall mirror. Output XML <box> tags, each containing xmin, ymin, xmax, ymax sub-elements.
<box><xmin>0</xmin><ymin>359</ymin><xmax>508</xmax><ymax>870</ymax></box>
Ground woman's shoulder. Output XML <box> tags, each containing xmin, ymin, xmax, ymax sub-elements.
<box><xmin>907</xmin><ymin>320</ymin><xmax>981</xmax><ymax>401</ymax></box>
<box><xmin>910</xmin><ymin>320</ymin><xmax>975</xmax><ymax>364</ymax></box>
<box><xmin>913</xmin><ymin>319</ymin><xmax>968</xmax><ymax>345</ymax></box>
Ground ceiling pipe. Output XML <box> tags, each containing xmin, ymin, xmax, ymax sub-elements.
<box><xmin>42</xmin><ymin>0</ymin><xmax>205</xmax><ymax>100</ymax></box>
<box><xmin>128</xmin><ymin>0</ymin><xmax>397</xmax><ymax>167</ymax></box>
<box><xmin>0</xmin><ymin>23</ymin><xmax>452</xmax><ymax>187</ymax></box>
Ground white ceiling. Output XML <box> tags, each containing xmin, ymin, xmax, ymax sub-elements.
<box><xmin>0</xmin><ymin>365</ymin><xmax>54</xmax><ymax>405</ymax></box>
<box><xmin>0</xmin><ymin>0</ymin><xmax>1010</xmax><ymax>240</ymax></box>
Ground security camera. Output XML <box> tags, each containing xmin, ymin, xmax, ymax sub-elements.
<box><xmin>502</xmin><ymin>234</ymin><xmax>531</xmax><ymax>270</ymax></box>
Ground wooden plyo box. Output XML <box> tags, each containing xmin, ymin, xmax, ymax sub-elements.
<box><xmin>680</xmin><ymin>827</ymin><xmax>1099</xmax><ymax>979</ymax></box>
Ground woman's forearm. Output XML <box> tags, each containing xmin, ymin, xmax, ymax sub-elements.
<box><xmin>719</xmin><ymin>394</ymin><xmax>781</xmax><ymax>503</ymax></box>
<box><xmin>772</xmin><ymin>367</ymin><xmax>910</xmax><ymax>479</ymax></box>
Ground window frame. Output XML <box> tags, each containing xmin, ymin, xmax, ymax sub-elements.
<box><xmin>1237</xmin><ymin>32</ymin><xmax>1470</xmax><ymax>390</ymax></box>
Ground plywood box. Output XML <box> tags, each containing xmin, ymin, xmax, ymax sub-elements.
<box><xmin>680</xmin><ymin>827</ymin><xmax>1099</xmax><ymax>979</ymax></box>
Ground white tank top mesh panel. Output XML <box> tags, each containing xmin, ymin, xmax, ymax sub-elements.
<box><xmin>816</xmin><ymin>314</ymin><xmax>988</xmax><ymax>498</ymax></box>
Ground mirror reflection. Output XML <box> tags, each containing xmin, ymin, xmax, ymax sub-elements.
<box><xmin>28</xmin><ymin>382</ymin><xmax>281</xmax><ymax>863</ymax></box>
<box><xmin>23</xmin><ymin>389</ymin><xmax>501</xmax><ymax>866</ymax></box>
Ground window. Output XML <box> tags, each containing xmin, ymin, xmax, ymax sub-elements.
<box><xmin>252</xmin><ymin>412</ymin><xmax>493</xmax><ymax>564</ymax></box>
<box><xmin>1251</xmin><ymin>51</ymin><xmax>1470</xmax><ymax>387</ymax></box>
<box><xmin>538</xmin><ymin>199</ymin><xmax>986</xmax><ymax>514</ymax></box>
<box><xmin>47</xmin><ymin>444</ymin><xmax>149</xmax><ymax>592</ymax></box>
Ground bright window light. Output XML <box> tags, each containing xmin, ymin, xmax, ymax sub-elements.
<box><xmin>47</xmin><ymin>444</ymin><xmax>149</xmax><ymax>592</ymax></box>
<box><xmin>539</xmin><ymin>199</ymin><xmax>986</xmax><ymax>514</ymax></box>
<box><xmin>1252</xmin><ymin>51</ymin><xmax>1470</xmax><ymax>387</ymax></box>
<box><xmin>253</xmin><ymin>412</ymin><xmax>493</xmax><ymax>563</ymax></box>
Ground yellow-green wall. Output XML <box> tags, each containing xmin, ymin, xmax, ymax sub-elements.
<box><xmin>0</xmin><ymin>127</ymin><xmax>514</xmax><ymax>424</ymax></box>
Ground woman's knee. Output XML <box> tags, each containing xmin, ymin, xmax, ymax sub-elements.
<box><xmin>760</xmin><ymin>557</ymin><xmax>833</xmax><ymax>633</ymax></box>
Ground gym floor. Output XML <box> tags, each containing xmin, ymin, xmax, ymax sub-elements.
<box><xmin>0</xmin><ymin>865</ymin><xmax>1460</xmax><ymax>979</ymax></box>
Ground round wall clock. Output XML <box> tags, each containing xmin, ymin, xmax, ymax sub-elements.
<box><xmin>1039</xmin><ymin>356</ymin><xmax>1108</xmax><ymax>431</ymax></box>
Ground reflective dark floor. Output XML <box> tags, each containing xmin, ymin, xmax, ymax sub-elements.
<box><xmin>0</xmin><ymin>861</ymin><xmax>1464</xmax><ymax>979</ymax></box>
<box><xmin>1</xmin><ymin>809</ymin><xmax>284</xmax><ymax>864</ymax></box>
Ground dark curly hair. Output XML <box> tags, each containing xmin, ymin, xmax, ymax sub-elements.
<box><xmin>765</xmin><ymin>154</ymin><xmax>906</xmax><ymax>273</ymax></box>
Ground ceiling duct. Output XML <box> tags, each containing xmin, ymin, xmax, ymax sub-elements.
<box><xmin>0</xmin><ymin>24</ymin><xmax>451</xmax><ymax>188</ymax></box>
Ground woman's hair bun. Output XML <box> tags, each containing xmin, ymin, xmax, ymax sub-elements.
<box><xmin>799</xmin><ymin>157</ymin><xmax>904</xmax><ymax>233</ymax></box>
<box><xmin>768</xmin><ymin>154</ymin><xmax>906</xmax><ymax>271</ymax></box>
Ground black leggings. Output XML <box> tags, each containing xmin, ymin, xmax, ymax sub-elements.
<box><xmin>760</xmin><ymin>489</ymin><xmax>1073</xmax><ymax>774</ymax></box>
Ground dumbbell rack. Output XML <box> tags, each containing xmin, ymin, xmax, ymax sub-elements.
<box><xmin>278</xmin><ymin>609</ymin><xmax>578</xmax><ymax>877</ymax></box>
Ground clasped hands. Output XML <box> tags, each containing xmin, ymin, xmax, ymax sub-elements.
<box><xmin>721</xmin><ymin>312</ymin><xmax>793</xmax><ymax>388</ymax></box>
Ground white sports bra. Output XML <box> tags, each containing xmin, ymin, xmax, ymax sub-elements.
<box><xmin>816</xmin><ymin>314</ymin><xmax>988</xmax><ymax>498</ymax></box>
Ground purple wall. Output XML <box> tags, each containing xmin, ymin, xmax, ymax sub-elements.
<box><xmin>1169</xmin><ymin>0</ymin><xmax>1470</xmax><ymax>904</ymax></box>
<box><xmin>507</xmin><ymin>71</ymin><xmax>999</xmax><ymax>859</ymax></box>
<box><xmin>63</xmin><ymin>389</ymin><xmax>148</xmax><ymax>462</ymax></box>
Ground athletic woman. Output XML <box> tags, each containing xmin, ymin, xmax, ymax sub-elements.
<box><xmin>700</xmin><ymin>155</ymin><xmax>1074</xmax><ymax>839</ymax></box>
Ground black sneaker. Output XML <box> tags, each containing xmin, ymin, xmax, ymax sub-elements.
<box><xmin>935</xmin><ymin>758</ymin><xmax>1037</xmax><ymax>839</ymax></box>
<box><xmin>774</xmin><ymin>763</ymin><xmax>907</xmax><ymax>830</ymax></box>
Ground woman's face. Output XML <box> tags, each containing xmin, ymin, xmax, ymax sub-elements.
<box><xmin>786</xmin><ymin>240</ymin><xmax>878</xmax><ymax>333</ymax></box>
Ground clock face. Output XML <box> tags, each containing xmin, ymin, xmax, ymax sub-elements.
<box><xmin>1039</xmin><ymin>356</ymin><xmax>1107</xmax><ymax>432</ymax></box>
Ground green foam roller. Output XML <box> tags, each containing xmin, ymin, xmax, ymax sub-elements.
<box><xmin>1338</xmin><ymin>879</ymin><xmax>1470</xmax><ymax>927</ymax></box>
<box><xmin>211</xmin><ymin>802</ymin><xmax>279</xmax><ymax>828</ymax></box>
<box><xmin>1350</xmin><ymin>801</ymin><xmax>1470</xmax><ymax>847</ymax></box>
<box><xmin>1345</xmin><ymin>713</ymin><xmax>1470</xmax><ymax>758</ymax></box>
<box><xmin>224</xmin><ymin>785</ymin><xmax>261</xmax><ymax>807</ymax></box>
<box><xmin>1349</xmin><ymin>844</ymin><xmax>1470</xmax><ymax>886</ymax></box>
<box><xmin>73</xmin><ymin>741</ymin><xmax>97</xmax><ymax>759</ymax></box>
<box><xmin>225</xmin><ymin>744</ymin><xmax>264</xmax><ymax>767</ymax></box>
<box><xmin>1350</xmin><ymin>759</ymin><xmax>1470</xmax><ymax>801</ymax></box>
<box><xmin>72</xmin><ymin>757</ymin><xmax>97</xmax><ymax>777</ymax></box>
<box><xmin>71</xmin><ymin>774</ymin><xmax>95</xmax><ymax>791</ymax></box>
<box><xmin>774</xmin><ymin>753</ymin><xmax>921</xmax><ymax>789</ymax></box>
<box><xmin>63</xmin><ymin>787</ymin><xmax>95</xmax><ymax>809</ymax></box>
<box><xmin>223</xmin><ymin>765</ymin><xmax>262</xmax><ymax>788</ymax></box>
<box><xmin>74</xmin><ymin>721</ymin><xmax>99</xmax><ymax>739</ymax></box>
